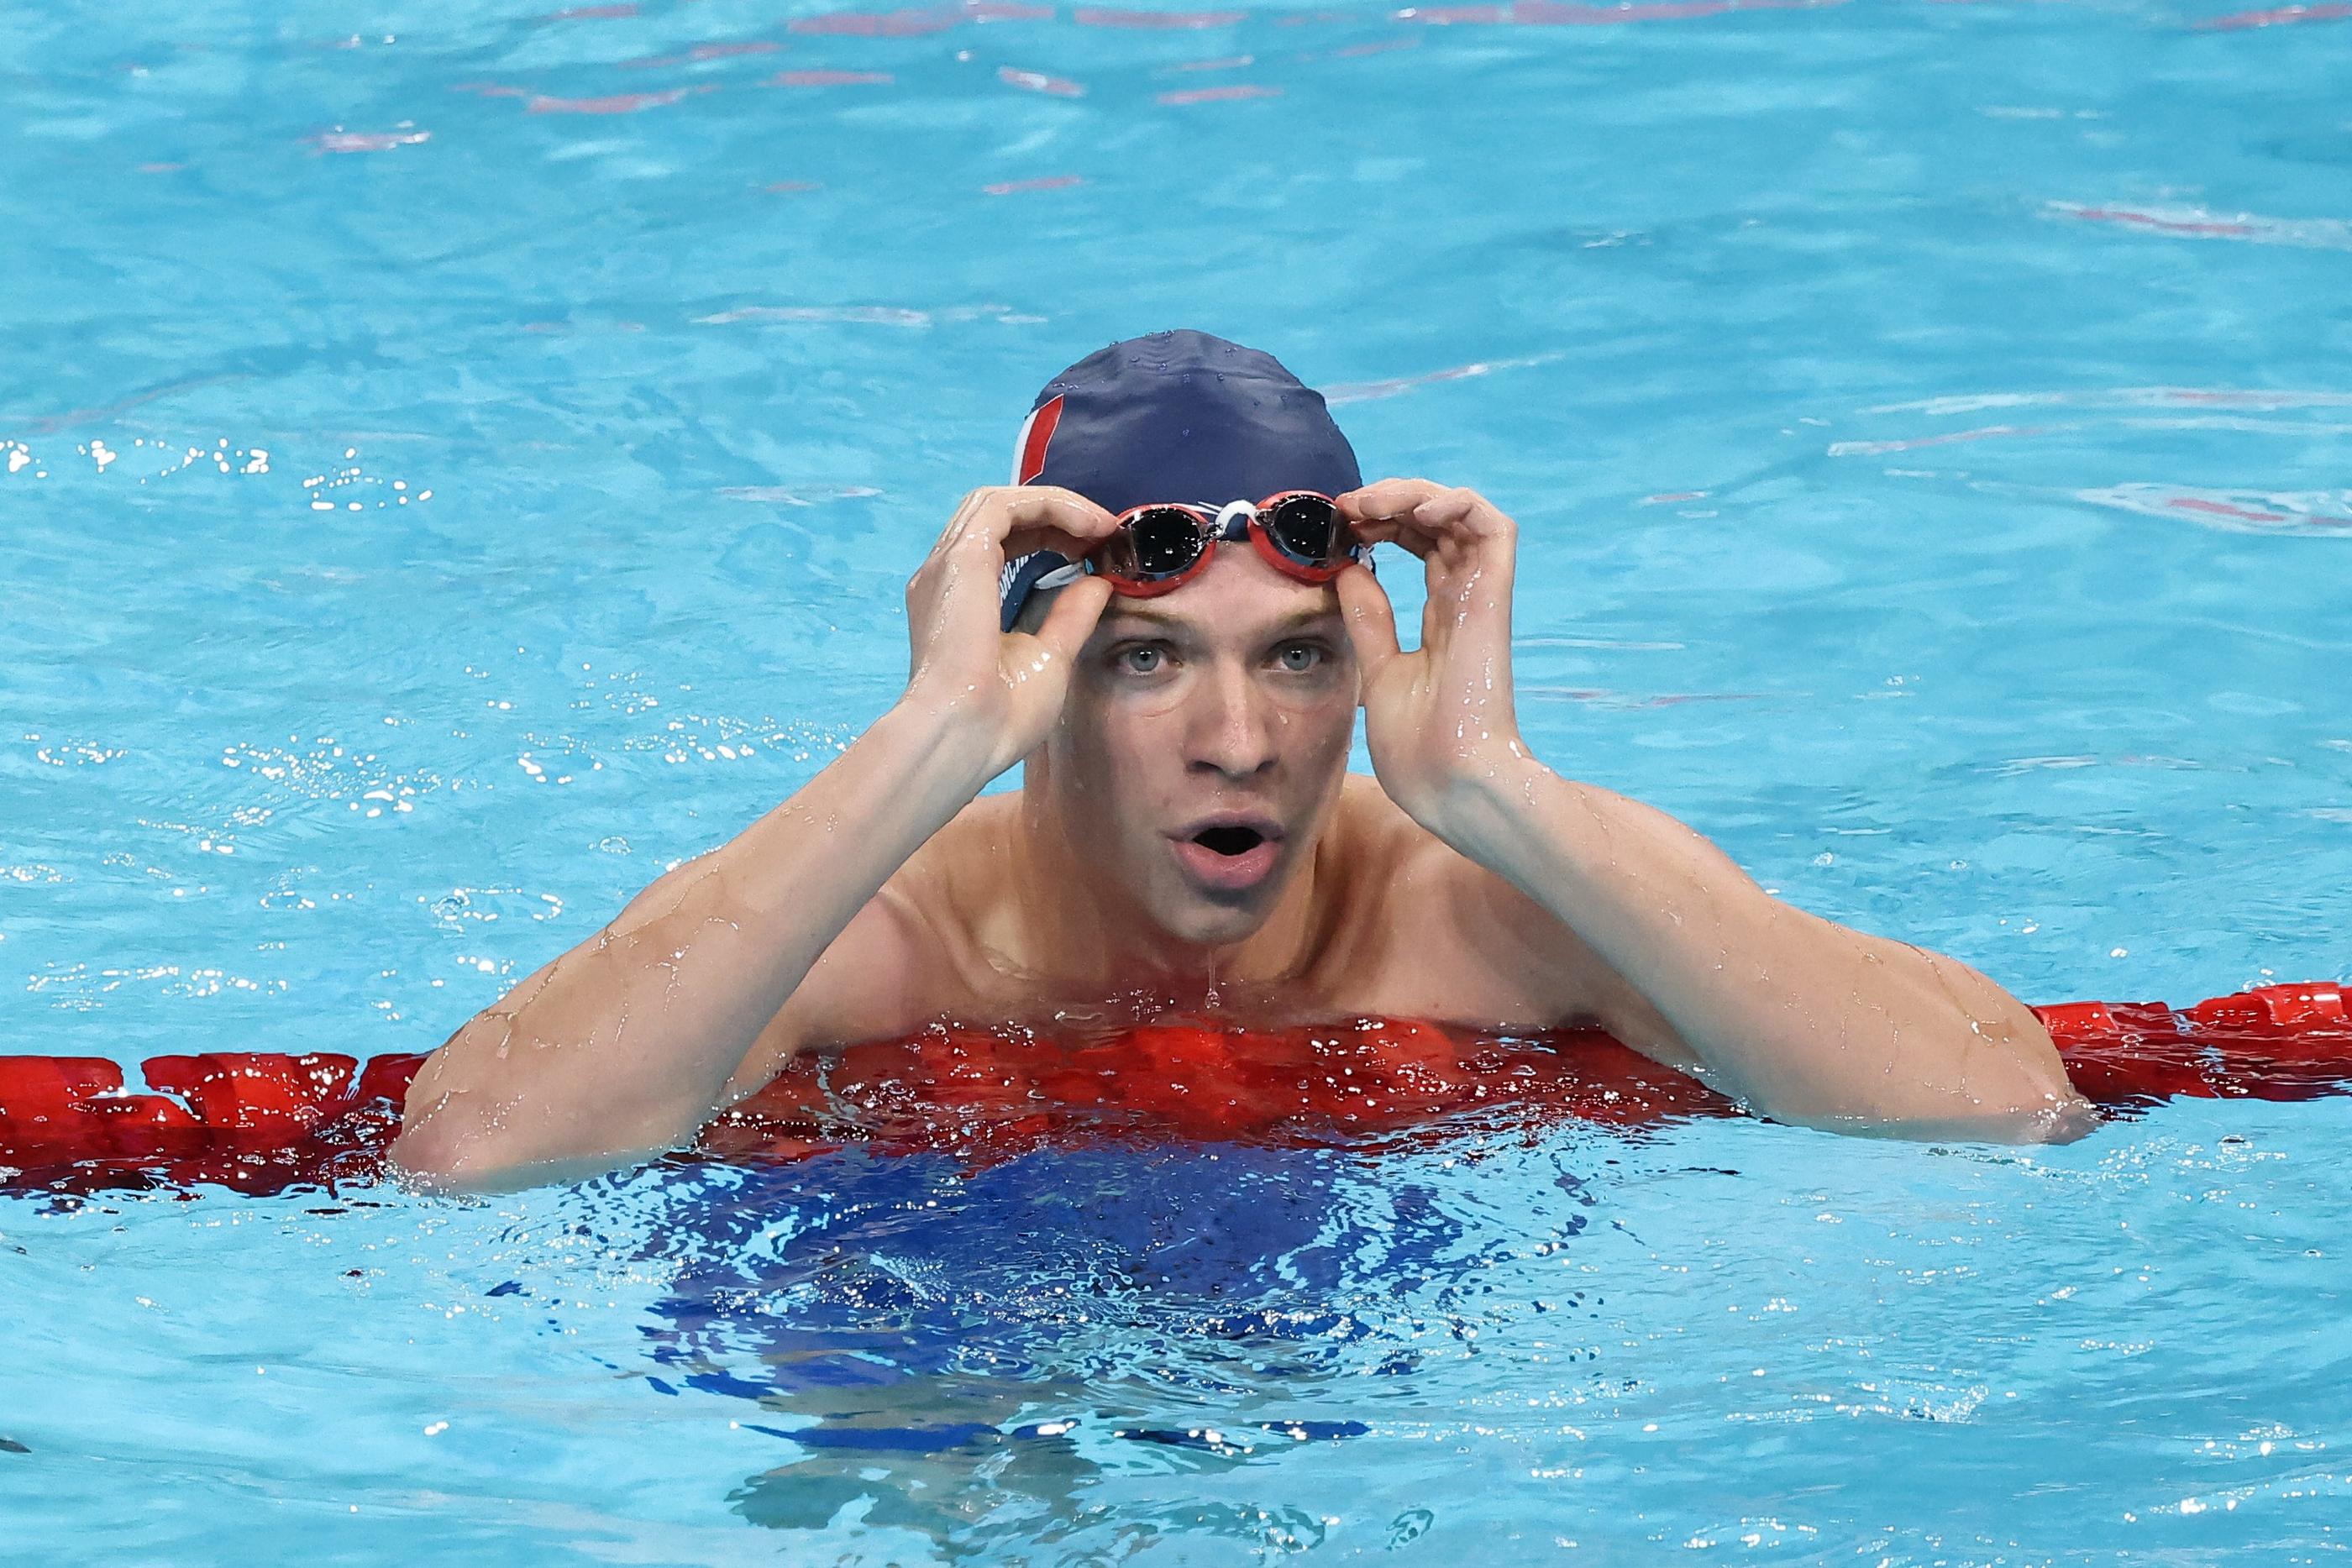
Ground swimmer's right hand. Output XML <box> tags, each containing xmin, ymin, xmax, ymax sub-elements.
<box><xmin>900</xmin><ymin>485</ymin><xmax>1118</xmax><ymax>780</ymax></box>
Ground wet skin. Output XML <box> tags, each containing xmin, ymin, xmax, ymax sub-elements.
<box><xmin>390</xmin><ymin>480</ymin><xmax>2095</xmax><ymax>1193</ymax></box>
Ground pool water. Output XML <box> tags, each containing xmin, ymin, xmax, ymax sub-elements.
<box><xmin>4</xmin><ymin>0</ymin><xmax>2350</xmax><ymax>1559</ymax></box>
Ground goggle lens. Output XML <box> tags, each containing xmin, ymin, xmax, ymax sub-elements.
<box><xmin>1259</xmin><ymin>494</ymin><xmax>1343</xmax><ymax>565</ymax></box>
<box><xmin>1099</xmin><ymin>505</ymin><xmax>1208</xmax><ymax>581</ymax></box>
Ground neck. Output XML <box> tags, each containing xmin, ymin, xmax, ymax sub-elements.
<box><xmin>1011</xmin><ymin>779</ymin><xmax>1328</xmax><ymax>1004</ymax></box>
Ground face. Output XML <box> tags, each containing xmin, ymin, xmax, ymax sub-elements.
<box><xmin>1029</xmin><ymin>545</ymin><xmax>1360</xmax><ymax>948</ymax></box>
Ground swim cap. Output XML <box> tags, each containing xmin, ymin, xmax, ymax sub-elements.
<box><xmin>998</xmin><ymin>329</ymin><xmax>1362</xmax><ymax>632</ymax></box>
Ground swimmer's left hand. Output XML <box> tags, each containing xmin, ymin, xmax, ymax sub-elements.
<box><xmin>1332</xmin><ymin>480</ymin><xmax>1533</xmax><ymax>831</ymax></box>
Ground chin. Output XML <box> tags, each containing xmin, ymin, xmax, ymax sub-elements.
<box><xmin>1147</xmin><ymin>887</ymin><xmax>1278</xmax><ymax>948</ymax></box>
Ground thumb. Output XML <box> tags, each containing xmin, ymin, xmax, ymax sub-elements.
<box><xmin>1026</xmin><ymin>574</ymin><xmax>1114</xmax><ymax>665</ymax></box>
<box><xmin>1336</xmin><ymin>563</ymin><xmax>1401</xmax><ymax>684</ymax></box>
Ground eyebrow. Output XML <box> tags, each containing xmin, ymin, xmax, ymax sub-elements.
<box><xmin>1097</xmin><ymin>604</ymin><xmax>1344</xmax><ymax>637</ymax></box>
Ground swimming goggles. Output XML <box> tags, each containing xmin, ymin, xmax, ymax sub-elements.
<box><xmin>1032</xmin><ymin>490</ymin><xmax>1368</xmax><ymax>599</ymax></box>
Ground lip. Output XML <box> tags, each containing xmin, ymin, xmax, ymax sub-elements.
<box><xmin>1168</xmin><ymin>812</ymin><xmax>1286</xmax><ymax>896</ymax></box>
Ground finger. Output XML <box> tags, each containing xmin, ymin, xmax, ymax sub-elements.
<box><xmin>1026</xmin><ymin>574</ymin><xmax>1113</xmax><ymax>665</ymax></box>
<box><xmin>1420</xmin><ymin>539</ymin><xmax>1515</xmax><ymax>662</ymax></box>
<box><xmin>1420</xmin><ymin>538</ymin><xmax>1515</xmax><ymax>631</ymax></box>
<box><xmin>989</xmin><ymin>486</ymin><xmax>1120</xmax><ymax>552</ymax></box>
<box><xmin>1343</xmin><ymin>514</ymin><xmax>1441</xmax><ymax>560</ymax></box>
<box><xmin>1409</xmin><ymin>485</ymin><xmax>1512</xmax><ymax>542</ymax></box>
<box><xmin>1336</xmin><ymin>478</ymin><xmax>1447</xmax><ymax>522</ymax></box>
<box><xmin>1000</xmin><ymin>519</ymin><xmax>1105</xmax><ymax>563</ymax></box>
<box><xmin>918</xmin><ymin>488</ymin><xmax>993</xmax><ymax>573</ymax></box>
<box><xmin>1410</xmin><ymin>488</ymin><xmax>1480</xmax><ymax>529</ymax></box>
<box><xmin>1336</xmin><ymin>563</ymin><xmax>1402</xmax><ymax>684</ymax></box>
<box><xmin>913</xmin><ymin>490</ymin><xmax>1026</xmax><ymax>644</ymax></box>
<box><xmin>974</xmin><ymin>493</ymin><xmax>1121</xmax><ymax>572</ymax></box>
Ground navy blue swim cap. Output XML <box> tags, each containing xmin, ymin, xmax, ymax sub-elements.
<box><xmin>998</xmin><ymin>329</ymin><xmax>1362</xmax><ymax>632</ymax></box>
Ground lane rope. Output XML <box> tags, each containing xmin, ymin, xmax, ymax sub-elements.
<box><xmin>3</xmin><ymin>982</ymin><xmax>2344</xmax><ymax>1195</ymax></box>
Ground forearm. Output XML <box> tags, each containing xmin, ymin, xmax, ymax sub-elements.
<box><xmin>1436</xmin><ymin>758</ymin><xmax>2091</xmax><ymax>1137</ymax></box>
<box><xmin>390</xmin><ymin>701</ymin><xmax>990</xmax><ymax>1186</ymax></box>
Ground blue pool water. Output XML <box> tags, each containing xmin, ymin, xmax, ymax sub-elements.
<box><xmin>4</xmin><ymin>0</ymin><xmax>2350</xmax><ymax>1558</ymax></box>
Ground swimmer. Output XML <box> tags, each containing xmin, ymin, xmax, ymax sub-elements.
<box><xmin>390</xmin><ymin>329</ymin><xmax>2096</xmax><ymax>1191</ymax></box>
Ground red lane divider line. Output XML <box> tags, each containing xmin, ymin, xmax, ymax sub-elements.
<box><xmin>3</xmin><ymin>984</ymin><xmax>2346</xmax><ymax>1196</ymax></box>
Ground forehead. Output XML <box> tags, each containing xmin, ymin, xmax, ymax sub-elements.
<box><xmin>1093</xmin><ymin>548</ymin><xmax>1341</xmax><ymax>639</ymax></box>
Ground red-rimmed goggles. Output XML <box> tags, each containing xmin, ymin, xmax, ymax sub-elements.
<box><xmin>1036</xmin><ymin>490</ymin><xmax>1368</xmax><ymax>599</ymax></box>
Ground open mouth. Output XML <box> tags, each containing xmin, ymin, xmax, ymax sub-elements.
<box><xmin>1191</xmin><ymin>824</ymin><xmax>1268</xmax><ymax>857</ymax></box>
<box><xmin>1171</xmin><ymin>816</ymin><xmax>1284</xmax><ymax>894</ymax></box>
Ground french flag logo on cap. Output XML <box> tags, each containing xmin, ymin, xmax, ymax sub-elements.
<box><xmin>1000</xmin><ymin>393</ymin><xmax>1070</xmax><ymax>611</ymax></box>
<box><xmin>1011</xmin><ymin>393</ymin><xmax>1064</xmax><ymax>485</ymax></box>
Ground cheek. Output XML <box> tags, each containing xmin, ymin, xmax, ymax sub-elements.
<box><xmin>1052</xmin><ymin>690</ymin><xmax>1181</xmax><ymax>809</ymax></box>
<box><xmin>1272</xmin><ymin>685</ymin><xmax>1358</xmax><ymax>761</ymax></box>
<box><xmin>1263</xmin><ymin>651</ymin><xmax>1357</xmax><ymax>715</ymax></box>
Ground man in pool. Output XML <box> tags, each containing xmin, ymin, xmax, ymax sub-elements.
<box><xmin>389</xmin><ymin>328</ymin><xmax>2094</xmax><ymax>1190</ymax></box>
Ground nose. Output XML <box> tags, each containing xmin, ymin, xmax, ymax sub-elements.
<box><xmin>1184</xmin><ymin>660</ymin><xmax>1278</xmax><ymax>781</ymax></box>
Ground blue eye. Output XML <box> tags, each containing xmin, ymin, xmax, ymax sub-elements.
<box><xmin>1118</xmin><ymin>645</ymin><xmax>1165</xmax><ymax>674</ymax></box>
<box><xmin>1276</xmin><ymin>642</ymin><xmax>1324</xmax><ymax>673</ymax></box>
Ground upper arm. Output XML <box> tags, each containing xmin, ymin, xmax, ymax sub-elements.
<box><xmin>1480</xmin><ymin>845</ymin><xmax>2071</xmax><ymax>1113</ymax></box>
<box><xmin>1578</xmin><ymin>956</ymin><xmax>1710</xmax><ymax>1077</ymax></box>
<box><xmin>716</xmin><ymin>881</ymin><xmax>948</xmax><ymax>1103</ymax></box>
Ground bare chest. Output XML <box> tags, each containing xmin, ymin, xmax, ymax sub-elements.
<box><xmin>930</xmin><ymin>896</ymin><xmax>1578</xmax><ymax>1038</ymax></box>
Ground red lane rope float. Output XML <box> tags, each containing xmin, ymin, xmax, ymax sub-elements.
<box><xmin>2</xmin><ymin>982</ymin><xmax>2345</xmax><ymax>1197</ymax></box>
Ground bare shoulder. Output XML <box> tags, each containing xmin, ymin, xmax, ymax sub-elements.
<box><xmin>1325</xmin><ymin>774</ymin><xmax>1635</xmax><ymax>1030</ymax></box>
<box><xmin>1333</xmin><ymin>769</ymin><xmax>1416</xmax><ymax>842</ymax></box>
<box><xmin>1330</xmin><ymin>773</ymin><xmax>1530</xmax><ymax>922</ymax></box>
